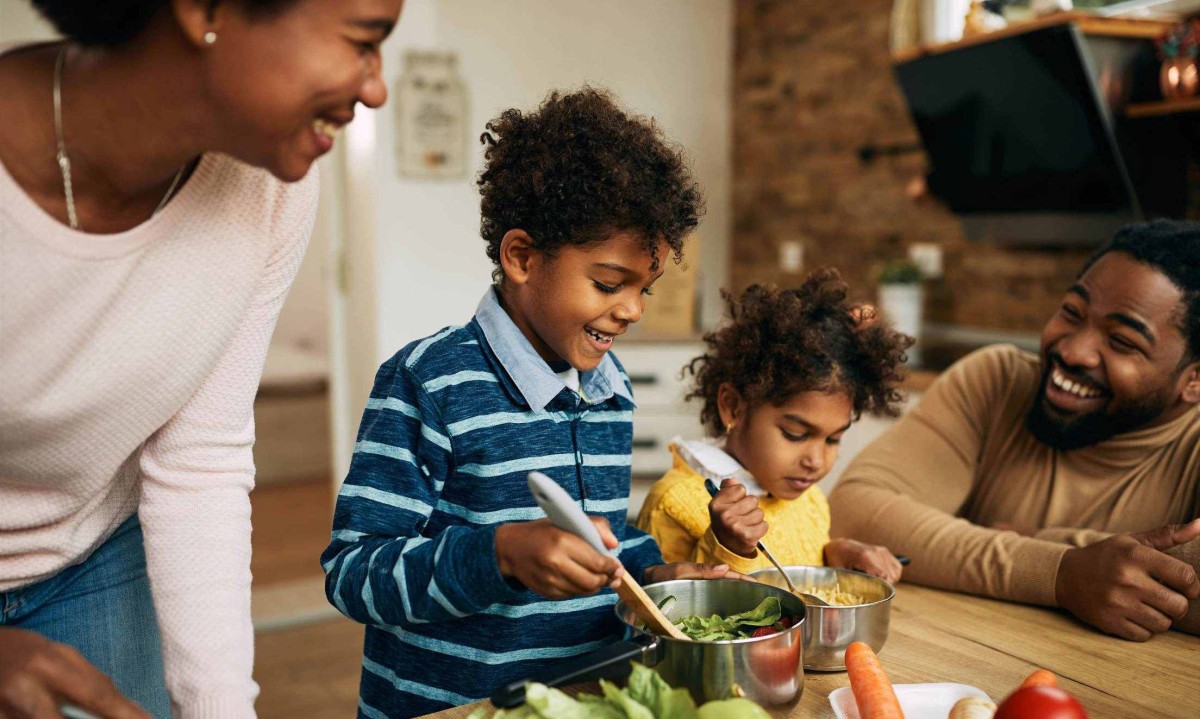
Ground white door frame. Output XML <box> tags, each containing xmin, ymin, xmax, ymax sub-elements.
<box><xmin>323</xmin><ymin>113</ymin><xmax>380</xmax><ymax>493</ymax></box>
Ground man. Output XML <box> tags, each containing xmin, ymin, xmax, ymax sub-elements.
<box><xmin>830</xmin><ymin>220</ymin><xmax>1200</xmax><ymax>641</ymax></box>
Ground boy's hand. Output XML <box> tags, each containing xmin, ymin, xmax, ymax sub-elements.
<box><xmin>642</xmin><ymin>562</ymin><xmax>756</xmax><ymax>585</ymax></box>
<box><xmin>1055</xmin><ymin>520</ymin><xmax>1200</xmax><ymax>641</ymax></box>
<box><xmin>709</xmin><ymin>478</ymin><xmax>767</xmax><ymax>558</ymax></box>
<box><xmin>823</xmin><ymin>538</ymin><xmax>903</xmax><ymax>584</ymax></box>
<box><xmin>495</xmin><ymin>518</ymin><xmax>621</xmax><ymax>599</ymax></box>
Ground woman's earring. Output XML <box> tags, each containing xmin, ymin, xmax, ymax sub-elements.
<box><xmin>204</xmin><ymin>31</ymin><xmax>217</xmax><ymax>45</ymax></box>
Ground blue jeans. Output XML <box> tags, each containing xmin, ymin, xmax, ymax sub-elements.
<box><xmin>0</xmin><ymin>515</ymin><xmax>171</xmax><ymax>718</ymax></box>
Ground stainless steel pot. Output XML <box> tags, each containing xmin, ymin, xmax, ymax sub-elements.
<box><xmin>491</xmin><ymin>579</ymin><xmax>807</xmax><ymax>708</ymax></box>
<box><xmin>750</xmin><ymin>566</ymin><xmax>894</xmax><ymax>672</ymax></box>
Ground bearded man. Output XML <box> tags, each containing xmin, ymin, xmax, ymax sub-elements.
<box><xmin>830</xmin><ymin>220</ymin><xmax>1200</xmax><ymax>640</ymax></box>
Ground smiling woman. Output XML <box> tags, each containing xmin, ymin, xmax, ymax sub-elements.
<box><xmin>0</xmin><ymin>0</ymin><xmax>402</xmax><ymax>717</ymax></box>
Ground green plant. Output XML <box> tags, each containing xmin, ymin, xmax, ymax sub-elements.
<box><xmin>876</xmin><ymin>258</ymin><xmax>924</xmax><ymax>285</ymax></box>
<box><xmin>1157</xmin><ymin>20</ymin><xmax>1200</xmax><ymax>61</ymax></box>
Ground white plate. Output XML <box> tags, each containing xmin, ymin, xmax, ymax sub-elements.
<box><xmin>829</xmin><ymin>683</ymin><xmax>991</xmax><ymax>719</ymax></box>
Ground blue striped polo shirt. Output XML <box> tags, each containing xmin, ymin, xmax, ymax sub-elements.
<box><xmin>322</xmin><ymin>287</ymin><xmax>664</xmax><ymax>719</ymax></box>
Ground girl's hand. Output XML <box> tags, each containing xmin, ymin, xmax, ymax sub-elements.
<box><xmin>708</xmin><ymin>478</ymin><xmax>768</xmax><ymax>558</ymax></box>
<box><xmin>495</xmin><ymin>518</ymin><xmax>622</xmax><ymax>599</ymax></box>
<box><xmin>641</xmin><ymin>562</ymin><xmax>756</xmax><ymax>585</ymax></box>
<box><xmin>824</xmin><ymin>538</ymin><xmax>903</xmax><ymax>584</ymax></box>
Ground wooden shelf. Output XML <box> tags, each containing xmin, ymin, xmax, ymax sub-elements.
<box><xmin>892</xmin><ymin>11</ymin><xmax>1172</xmax><ymax>63</ymax></box>
<box><xmin>1125</xmin><ymin>97</ymin><xmax>1200</xmax><ymax>118</ymax></box>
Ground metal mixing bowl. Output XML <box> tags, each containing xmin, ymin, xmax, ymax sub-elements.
<box><xmin>749</xmin><ymin>566</ymin><xmax>894</xmax><ymax>671</ymax></box>
<box><xmin>614</xmin><ymin>579</ymin><xmax>808</xmax><ymax>705</ymax></box>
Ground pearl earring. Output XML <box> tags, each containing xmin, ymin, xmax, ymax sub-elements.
<box><xmin>204</xmin><ymin>31</ymin><xmax>217</xmax><ymax>45</ymax></box>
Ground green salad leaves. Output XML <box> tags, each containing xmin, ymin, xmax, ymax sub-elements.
<box><xmin>672</xmin><ymin>596</ymin><xmax>783</xmax><ymax>642</ymax></box>
<box><xmin>466</xmin><ymin>663</ymin><xmax>770</xmax><ymax>719</ymax></box>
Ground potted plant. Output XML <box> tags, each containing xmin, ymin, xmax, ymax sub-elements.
<box><xmin>1156</xmin><ymin>20</ymin><xmax>1200</xmax><ymax>100</ymax></box>
<box><xmin>876</xmin><ymin>258</ymin><xmax>925</xmax><ymax>366</ymax></box>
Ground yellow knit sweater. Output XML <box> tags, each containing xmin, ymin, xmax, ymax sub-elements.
<box><xmin>636</xmin><ymin>443</ymin><xmax>831</xmax><ymax>574</ymax></box>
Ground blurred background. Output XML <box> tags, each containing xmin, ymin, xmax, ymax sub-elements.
<box><xmin>2</xmin><ymin>0</ymin><xmax>1197</xmax><ymax>715</ymax></box>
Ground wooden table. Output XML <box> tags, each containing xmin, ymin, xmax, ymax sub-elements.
<box><xmin>420</xmin><ymin>584</ymin><xmax>1199</xmax><ymax>718</ymax></box>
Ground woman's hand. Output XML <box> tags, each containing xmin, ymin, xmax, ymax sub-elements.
<box><xmin>495</xmin><ymin>518</ymin><xmax>622</xmax><ymax>599</ymax></box>
<box><xmin>708</xmin><ymin>478</ymin><xmax>767</xmax><ymax>558</ymax></box>
<box><xmin>824</xmin><ymin>538</ymin><xmax>903</xmax><ymax>584</ymax></box>
<box><xmin>0</xmin><ymin>627</ymin><xmax>150</xmax><ymax>719</ymax></box>
<box><xmin>641</xmin><ymin>562</ymin><xmax>755</xmax><ymax>585</ymax></box>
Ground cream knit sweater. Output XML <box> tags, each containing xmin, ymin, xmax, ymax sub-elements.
<box><xmin>0</xmin><ymin>150</ymin><xmax>318</xmax><ymax>717</ymax></box>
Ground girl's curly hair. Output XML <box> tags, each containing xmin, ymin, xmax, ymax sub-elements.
<box><xmin>686</xmin><ymin>269</ymin><xmax>914</xmax><ymax>435</ymax></box>
<box><xmin>477</xmin><ymin>87</ymin><xmax>704</xmax><ymax>282</ymax></box>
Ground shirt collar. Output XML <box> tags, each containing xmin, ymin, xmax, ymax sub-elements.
<box><xmin>671</xmin><ymin>436</ymin><xmax>769</xmax><ymax>496</ymax></box>
<box><xmin>474</xmin><ymin>287</ymin><xmax>633</xmax><ymax>410</ymax></box>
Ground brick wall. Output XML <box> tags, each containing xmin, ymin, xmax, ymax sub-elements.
<box><xmin>732</xmin><ymin>0</ymin><xmax>1109</xmax><ymax>333</ymax></box>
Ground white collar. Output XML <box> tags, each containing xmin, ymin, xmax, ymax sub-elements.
<box><xmin>671</xmin><ymin>437</ymin><xmax>769</xmax><ymax>496</ymax></box>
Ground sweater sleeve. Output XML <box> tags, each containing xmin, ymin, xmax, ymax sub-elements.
<box><xmin>617</xmin><ymin>526</ymin><xmax>665</xmax><ymax>585</ymax></box>
<box><xmin>135</xmin><ymin>171</ymin><xmax>318</xmax><ymax>718</ymax></box>
<box><xmin>829</xmin><ymin>347</ymin><xmax>1070</xmax><ymax>607</ymax></box>
<box><xmin>657</xmin><ymin>482</ymin><xmax>763</xmax><ymax>574</ymax></box>
<box><xmin>321</xmin><ymin>357</ymin><xmax>524</xmax><ymax>629</ymax></box>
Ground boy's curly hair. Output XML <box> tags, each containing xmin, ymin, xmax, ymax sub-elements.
<box><xmin>477</xmin><ymin>87</ymin><xmax>704</xmax><ymax>282</ymax></box>
<box><xmin>686</xmin><ymin>269</ymin><xmax>914</xmax><ymax>435</ymax></box>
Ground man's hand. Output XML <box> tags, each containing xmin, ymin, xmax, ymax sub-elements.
<box><xmin>708</xmin><ymin>478</ymin><xmax>767</xmax><ymax>558</ymax></box>
<box><xmin>495</xmin><ymin>518</ymin><xmax>621</xmax><ymax>599</ymax></box>
<box><xmin>0</xmin><ymin>627</ymin><xmax>150</xmax><ymax>719</ymax></box>
<box><xmin>1055</xmin><ymin>519</ymin><xmax>1200</xmax><ymax>641</ymax></box>
<box><xmin>823</xmin><ymin>538</ymin><xmax>904</xmax><ymax>584</ymax></box>
<box><xmin>641</xmin><ymin>561</ymin><xmax>755</xmax><ymax>585</ymax></box>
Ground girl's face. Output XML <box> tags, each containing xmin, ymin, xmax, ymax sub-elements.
<box><xmin>719</xmin><ymin>386</ymin><xmax>853</xmax><ymax>500</ymax></box>
<box><xmin>201</xmin><ymin>0</ymin><xmax>402</xmax><ymax>180</ymax></box>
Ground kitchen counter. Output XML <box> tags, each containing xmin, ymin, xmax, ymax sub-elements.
<box><xmin>419</xmin><ymin>583</ymin><xmax>1198</xmax><ymax>718</ymax></box>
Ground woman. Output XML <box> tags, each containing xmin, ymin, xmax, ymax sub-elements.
<box><xmin>0</xmin><ymin>0</ymin><xmax>403</xmax><ymax>716</ymax></box>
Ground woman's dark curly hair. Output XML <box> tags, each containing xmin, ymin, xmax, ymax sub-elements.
<box><xmin>477</xmin><ymin>87</ymin><xmax>704</xmax><ymax>283</ymax></box>
<box><xmin>33</xmin><ymin>0</ymin><xmax>299</xmax><ymax>47</ymax></box>
<box><xmin>686</xmin><ymin>269</ymin><xmax>914</xmax><ymax>436</ymax></box>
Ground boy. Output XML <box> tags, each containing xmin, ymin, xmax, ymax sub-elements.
<box><xmin>322</xmin><ymin>88</ymin><xmax>724</xmax><ymax>719</ymax></box>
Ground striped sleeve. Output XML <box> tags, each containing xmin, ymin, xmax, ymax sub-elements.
<box><xmin>618</xmin><ymin>524</ymin><xmax>664</xmax><ymax>584</ymax></box>
<box><xmin>321</xmin><ymin>355</ymin><xmax>522</xmax><ymax>627</ymax></box>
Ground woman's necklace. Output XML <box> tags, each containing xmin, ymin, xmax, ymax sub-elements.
<box><xmin>53</xmin><ymin>49</ymin><xmax>185</xmax><ymax>231</ymax></box>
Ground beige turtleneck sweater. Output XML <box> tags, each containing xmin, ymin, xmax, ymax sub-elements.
<box><xmin>829</xmin><ymin>345</ymin><xmax>1200</xmax><ymax>630</ymax></box>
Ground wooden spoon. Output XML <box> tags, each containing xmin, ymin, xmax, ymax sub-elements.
<box><xmin>528</xmin><ymin>472</ymin><xmax>688</xmax><ymax>640</ymax></box>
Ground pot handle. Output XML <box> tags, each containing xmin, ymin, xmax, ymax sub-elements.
<box><xmin>489</xmin><ymin>633</ymin><xmax>659</xmax><ymax>708</ymax></box>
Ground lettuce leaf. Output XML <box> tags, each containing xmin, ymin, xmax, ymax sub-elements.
<box><xmin>471</xmin><ymin>662</ymin><xmax>767</xmax><ymax>719</ymax></box>
<box><xmin>673</xmin><ymin>597</ymin><xmax>782</xmax><ymax>642</ymax></box>
<box><xmin>696</xmin><ymin>699</ymin><xmax>773</xmax><ymax>719</ymax></box>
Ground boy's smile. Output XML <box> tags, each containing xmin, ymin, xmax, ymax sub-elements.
<box><xmin>499</xmin><ymin>230</ymin><xmax>668</xmax><ymax>373</ymax></box>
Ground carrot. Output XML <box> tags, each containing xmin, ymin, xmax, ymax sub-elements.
<box><xmin>1018</xmin><ymin>668</ymin><xmax>1057</xmax><ymax>689</ymax></box>
<box><xmin>845</xmin><ymin>641</ymin><xmax>905</xmax><ymax>719</ymax></box>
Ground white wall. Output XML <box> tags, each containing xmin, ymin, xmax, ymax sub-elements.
<box><xmin>0</xmin><ymin>0</ymin><xmax>56</xmax><ymax>42</ymax></box>
<box><xmin>372</xmin><ymin>0</ymin><xmax>733</xmax><ymax>360</ymax></box>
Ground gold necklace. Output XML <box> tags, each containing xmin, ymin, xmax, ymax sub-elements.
<box><xmin>53</xmin><ymin>49</ymin><xmax>185</xmax><ymax>231</ymax></box>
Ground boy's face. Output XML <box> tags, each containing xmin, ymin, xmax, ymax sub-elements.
<box><xmin>504</xmin><ymin>230</ymin><xmax>667</xmax><ymax>372</ymax></box>
<box><xmin>721</xmin><ymin>388</ymin><xmax>853</xmax><ymax>500</ymax></box>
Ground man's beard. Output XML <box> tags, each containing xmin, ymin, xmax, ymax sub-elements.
<box><xmin>1025</xmin><ymin>369</ymin><xmax>1170</xmax><ymax>451</ymax></box>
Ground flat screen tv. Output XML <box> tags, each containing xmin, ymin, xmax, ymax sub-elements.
<box><xmin>894</xmin><ymin>24</ymin><xmax>1150</xmax><ymax>245</ymax></box>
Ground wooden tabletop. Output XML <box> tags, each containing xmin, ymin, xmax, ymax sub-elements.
<box><xmin>420</xmin><ymin>584</ymin><xmax>1199</xmax><ymax>718</ymax></box>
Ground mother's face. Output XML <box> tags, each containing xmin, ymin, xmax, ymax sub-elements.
<box><xmin>196</xmin><ymin>0</ymin><xmax>403</xmax><ymax>181</ymax></box>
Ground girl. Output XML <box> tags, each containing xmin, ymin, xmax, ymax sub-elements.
<box><xmin>637</xmin><ymin>269</ymin><xmax>910</xmax><ymax>582</ymax></box>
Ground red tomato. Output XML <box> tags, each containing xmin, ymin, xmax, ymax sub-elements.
<box><xmin>995</xmin><ymin>686</ymin><xmax>1088</xmax><ymax>719</ymax></box>
<box><xmin>750</xmin><ymin>626</ymin><xmax>777</xmax><ymax>638</ymax></box>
